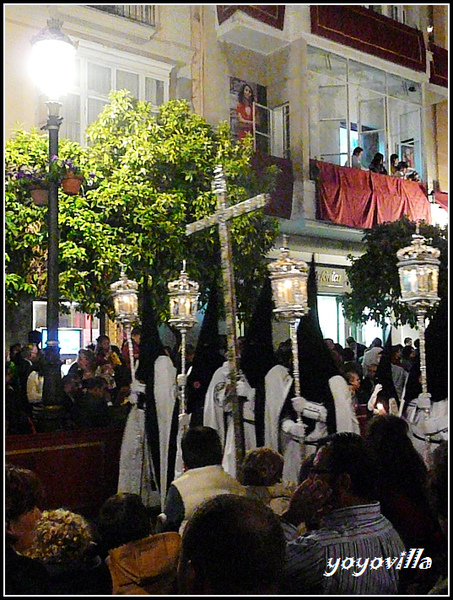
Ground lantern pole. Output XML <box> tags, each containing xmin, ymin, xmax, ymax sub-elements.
<box><xmin>268</xmin><ymin>237</ymin><xmax>309</xmax><ymax>423</ymax></box>
<box><xmin>110</xmin><ymin>269</ymin><xmax>139</xmax><ymax>384</ymax></box>
<box><xmin>30</xmin><ymin>19</ymin><xmax>76</xmax><ymax>419</ymax></box>
<box><xmin>168</xmin><ymin>261</ymin><xmax>200</xmax><ymax>416</ymax></box>
<box><xmin>396</xmin><ymin>223</ymin><xmax>440</xmax><ymax>398</ymax></box>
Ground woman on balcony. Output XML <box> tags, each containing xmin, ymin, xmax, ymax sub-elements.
<box><xmin>368</xmin><ymin>152</ymin><xmax>388</xmax><ymax>175</ymax></box>
<box><xmin>236</xmin><ymin>83</ymin><xmax>259</xmax><ymax>141</ymax></box>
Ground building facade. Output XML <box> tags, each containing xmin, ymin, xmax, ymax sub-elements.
<box><xmin>4</xmin><ymin>5</ymin><xmax>448</xmax><ymax>350</ymax></box>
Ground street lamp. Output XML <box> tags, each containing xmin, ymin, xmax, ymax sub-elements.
<box><xmin>110</xmin><ymin>270</ymin><xmax>140</xmax><ymax>384</ymax></box>
<box><xmin>167</xmin><ymin>261</ymin><xmax>200</xmax><ymax>416</ymax></box>
<box><xmin>30</xmin><ymin>19</ymin><xmax>76</xmax><ymax>410</ymax></box>
<box><xmin>396</xmin><ymin>223</ymin><xmax>440</xmax><ymax>396</ymax></box>
<box><xmin>268</xmin><ymin>237</ymin><xmax>309</xmax><ymax>420</ymax></box>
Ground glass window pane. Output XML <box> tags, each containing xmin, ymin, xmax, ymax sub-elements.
<box><xmin>88</xmin><ymin>97</ymin><xmax>108</xmax><ymax>127</ymax></box>
<box><xmin>307</xmin><ymin>47</ymin><xmax>347</xmax><ymax>82</ymax></box>
<box><xmin>349</xmin><ymin>61</ymin><xmax>386</xmax><ymax>93</ymax></box>
<box><xmin>117</xmin><ymin>70</ymin><xmax>139</xmax><ymax>97</ymax></box>
<box><xmin>319</xmin><ymin>85</ymin><xmax>347</xmax><ymax>120</ymax></box>
<box><xmin>60</xmin><ymin>93</ymin><xmax>81</xmax><ymax>141</ymax></box>
<box><xmin>88</xmin><ymin>63</ymin><xmax>111</xmax><ymax>95</ymax></box>
<box><xmin>145</xmin><ymin>77</ymin><xmax>165</xmax><ymax>105</ymax></box>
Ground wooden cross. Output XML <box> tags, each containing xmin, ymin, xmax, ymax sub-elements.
<box><xmin>186</xmin><ymin>165</ymin><xmax>269</xmax><ymax>470</ymax></box>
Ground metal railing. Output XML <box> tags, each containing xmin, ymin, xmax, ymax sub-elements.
<box><xmin>87</xmin><ymin>5</ymin><xmax>155</xmax><ymax>27</ymax></box>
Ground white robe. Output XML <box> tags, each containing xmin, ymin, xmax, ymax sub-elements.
<box><xmin>117</xmin><ymin>354</ymin><xmax>177</xmax><ymax>510</ymax></box>
<box><xmin>203</xmin><ymin>361</ymin><xmax>256</xmax><ymax>478</ymax></box>
<box><xmin>264</xmin><ymin>364</ymin><xmax>302</xmax><ymax>484</ymax></box>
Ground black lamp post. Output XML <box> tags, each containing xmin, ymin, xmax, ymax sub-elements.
<box><xmin>30</xmin><ymin>19</ymin><xmax>76</xmax><ymax>412</ymax></box>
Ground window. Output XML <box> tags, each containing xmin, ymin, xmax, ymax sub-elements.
<box><xmin>49</xmin><ymin>41</ymin><xmax>172</xmax><ymax>144</ymax></box>
<box><xmin>87</xmin><ymin>5</ymin><xmax>155</xmax><ymax>27</ymax></box>
<box><xmin>308</xmin><ymin>46</ymin><xmax>423</xmax><ymax>179</ymax></box>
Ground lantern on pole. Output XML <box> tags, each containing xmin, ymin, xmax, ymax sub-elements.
<box><xmin>396</xmin><ymin>224</ymin><xmax>440</xmax><ymax>396</ymax></box>
<box><xmin>110</xmin><ymin>269</ymin><xmax>139</xmax><ymax>383</ymax></box>
<box><xmin>268</xmin><ymin>237</ymin><xmax>309</xmax><ymax>420</ymax></box>
<box><xmin>168</xmin><ymin>261</ymin><xmax>200</xmax><ymax>415</ymax></box>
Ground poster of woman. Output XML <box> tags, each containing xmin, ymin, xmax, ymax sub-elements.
<box><xmin>229</xmin><ymin>77</ymin><xmax>268</xmax><ymax>150</ymax></box>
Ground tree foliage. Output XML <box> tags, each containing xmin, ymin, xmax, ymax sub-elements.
<box><xmin>342</xmin><ymin>216</ymin><xmax>448</xmax><ymax>328</ymax></box>
<box><xmin>5</xmin><ymin>91</ymin><xmax>280</xmax><ymax>324</ymax></box>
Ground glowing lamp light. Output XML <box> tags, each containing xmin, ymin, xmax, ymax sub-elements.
<box><xmin>268</xmin><ymin>242</ymin><xmax>309</xmax><ymax>320</ymax></box>
<box><xmin>30</xmin><ymin>18</ymin><xmax>77</xmax><ymax>100</ymax></box>
<box><xmin>396</xmin><ymin>227</ymin><xmax>440</xmax><ymax>309</ymax></box>
<box><xmin>168</xmin><ymin>261</ymin><xmax>200</xmax><ymax>330</ymax></box>
<box><xmin>110</xmin><ymin>270</ymin><xmax>139</xmax><ymax>324</ymax></box>
<box><xmin>396</xmin><ymin>224</ymin><xmax>440</xmax><ymax>396</ymax></box>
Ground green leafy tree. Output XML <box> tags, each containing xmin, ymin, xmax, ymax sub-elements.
<box><xmin>5</xmin><ymin>91</ymin><xmax>279</xmax><ymax>324</ymax></box>
<box><xmin>342</xmin><ymin>216</ymin><xmax>448</xmax><ymax>327</ymax></box>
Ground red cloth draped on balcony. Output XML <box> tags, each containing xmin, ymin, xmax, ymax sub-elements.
<box><xmin>313</xmin><ymin>160</ymin><xmax>431</xmax><ymax>228</ymax></box>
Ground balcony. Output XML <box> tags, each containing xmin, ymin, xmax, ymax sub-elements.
<box><xmin>215</xmin><ymin>6</ymin><xmax>288</xmax><ymax>55</ymax></box>
<box><xmin>310</xmin><ymin>160</ymin><xmax>446</xmax><ymax>229</ymax></box>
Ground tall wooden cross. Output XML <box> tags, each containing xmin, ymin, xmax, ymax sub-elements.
<box><xmin>186</xmin><ymin>165</ymin><xmax>269</xmax><ymax>471</ymax></box>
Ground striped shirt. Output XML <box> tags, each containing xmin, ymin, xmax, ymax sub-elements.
<box><xmin>282</xmin><ymin>502</ymin><xmax>406</xmax><ymax>594</ymax></box>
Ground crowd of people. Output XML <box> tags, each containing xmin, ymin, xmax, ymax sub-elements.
<box><xmin>5</xmin><ymin>315</ymin><xmax>447</xmax><ymax>595</ymax></box>
<box><xmin>346</xmin><ymin>148</ymin><xmax>420</xmax><ymax>181</ymax></box>
<box><xmin>5</xmin><ymin>330</ymin><xmax>139</xmax><ymax>435</ymax></box>
<box><xmin>6</xmin><ymin>425</ymin><xmax>448</xmax><ymax>594</ymax></box>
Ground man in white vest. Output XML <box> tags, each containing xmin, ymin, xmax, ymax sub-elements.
<box><xmin>156</xmin><ymin>426</ymin><xmax>246</xmax><ymax>534</ymax></box>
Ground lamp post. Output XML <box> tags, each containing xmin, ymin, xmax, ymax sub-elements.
<box><xmin>268</xmin><ymin>237</ymin><xmax>309</xmax><ymax>421</ymax></box>
<box><xmin>30</xmin><ymin>19</ymin><xmax>76</xmax><ymax>410</ymax></box>
<box><xmin>396</xmin><ymin>224</ymin><xmax>440</xmax><ymax>397</ymax></box>
<box><xmin>110</xmin><ymin>270</ymin><xmax>140</xmax><ymax>384</ymax></box>
<box><xmin>168</xmin><ymin>261</ymin><xmax>200</xmax><ymax>416</ymax></box>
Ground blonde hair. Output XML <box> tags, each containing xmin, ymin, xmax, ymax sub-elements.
<box><xmin>26</xmin><ymin>508</ymin><xmax>93</xmax><ymax>564</ymax></box>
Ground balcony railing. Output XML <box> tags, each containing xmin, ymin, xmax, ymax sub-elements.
<box><xmin>87</xmin><ymin>5</ymin><xmax>155</xmax><ymax>27</ymax></box>
<box><xmin>311</xmin><ymin>160</ymin><xmax>432</xmax><ymax>228</ymax></box>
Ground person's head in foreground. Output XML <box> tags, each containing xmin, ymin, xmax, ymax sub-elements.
<box><xmin>177</xmin><ymin>493</ymin><xmax>286</xmax><ymax>595</ymax></box>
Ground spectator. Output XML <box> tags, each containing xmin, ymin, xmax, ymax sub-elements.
<box><xmin>393</xmin><ymin>160</ymin><xmax>408</xmax><ymax>178</ymax></box>
<box><xmin>5</xmin><ymin>464</ymin><xmax>51</xmax><ymax>594</ymax></box>
<box><xmin>280</xmin><ymin>432</ymin><xmax>405</xmax><ymax>594</ymax></box>
<box><xmin>365</xmin><ymin>415</ymin><xmax>445</xmax><ymax>593</ymax></box>
<box><xmin>97</xmin><ymin>492</ymin><xmax>181</xmax><ymax>594</ymax></box>
<box><xmin>25</xmin><ymin>508</ymin><xmax>112</xmax><ymax>595</ymax></box>
<box><xmin>345</xmin><ymin>146</ymin><xmax>367</xmax><ymax>170</ymax></box>
<box><xmin>60</xmin><ymin>372</ymin><xmax>83</xmax><ymax>429</ymax></box>
<box><xmin>368</xmin><ymin>152</ymin><xmax>388</xmax><ymax>175</ymax></box>
<box><xmin>401</xmin><ymin>344</ymin><xmax>416</xmax><ymax>372</ymax></box>
<box><xmin>5</xmin><ymin>362</ymin><xmax>35</xmax><ymax>434</ymax></box>
<box><xmin>71</xmin><ymin>376</ymin><xmax>111</xmax><ymax>429</ymax></box>
<box><xmin>26</xmin><ymin>353</ymin><xmax>45</xmax><ymax>408</ymax></box>
<box><xmin>16</xmin><ymin>343</ymin><xmax>39</xmax><ymax>415</ymax></box>
<box><xmin>238</xmin><ymin>447</ymin><xmax>295</xmax><ymax>516</ymax></box>
<box><xmin>68</xmin><ymin>348</ymin><xmax>97</xmax><ymax>391</ymax></box>
<box><xmin>345</xmin><ymin>336</ymin><xmax>367</xmax><ymax>363</ymax></box>
<box><xmin>156</xmin><ymin>426</ymin><xmax>246</xmax><ymax>534</ymax></box>
<box><xmin>427</xmin><ymin>441</ymin><xmax>448</xmax><ymax>594</ymax></box>
<box><xmin>178</xmin><ymin>494</ymin><xmax>286</xmax><ymax>594</ymax></box>
<box><xmin>389</xmin><ymin>153</ymin><xmax>399</xmax><ymax>175</ymax></box>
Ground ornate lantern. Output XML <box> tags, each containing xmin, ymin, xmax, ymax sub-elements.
<box><xmin>168</xmin><ymin>261</ymin><xmax>200</xmax><ymax>414</ymax></box>
<box><xmin>396</xmin><ymin>224</ymin><xmax>440</xmax><ymax>394</ymax></box>
<box><xmin>110</xmin><ymin>269</ymin><xmax>139</xmax><ymax>383</ymax></box>
<box><xmin>268</xmin><ymin>238</ymin><xmax>309</xmax><ymax>405</ymax></box>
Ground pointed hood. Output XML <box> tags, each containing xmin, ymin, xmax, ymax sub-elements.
<box><xmin>240</xmin><ymin>276</ymin><xmax>277</xmax><ymax>446</ymax></box>
<box><xmin>404</xmin><ymin>297</ymin><xmax>448</xmax><ymax>404</ymax></box>
<box><xmin>425</xmin><ymin>296</ymin><xmax>448</xmax><ymax>402</ymax></box>
<box><xmin>375</xmin><ymin>329</ymin><xmax>399</xmax><ymax>401</ymax></box>
<box><xmin>139</xmin><ymin>278</ymin><xmax>178</xmax><ymax>497</ymax></box>
<box><xmin>186</xmin><ymin>280</ymin><xmax>224</xmax><ymax>423</ymax></box>
<box><xmin>297</xmin><ymin>256</ymin><xmax>337</xmax><ymax>434</ymax></box>
<box><xmin>240</xmin><ymin>276</ymin><xmax>276</xmax><ymax>388</ymax></box>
